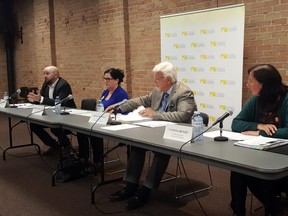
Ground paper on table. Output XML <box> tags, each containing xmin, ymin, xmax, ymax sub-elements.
<box><xmin>68</xmin><ymin>109</ymin><xmax>93</xmax><ymax>116</ymax></box>
<box><xmin>204</xmin><ymin>130</ymin><xmax>255</xmax><ymax>141</ymax></box>
<box><xmin>101</xmin><ymin>124</ymin><xmax>141</xmax><ymax>131</ymax></box>
<box><xmin>117</xmin><ymin>106</ymin><xmax>152</xmax><ymax>122</ymax></box>
<box><xmin>15</xmin><ymin>103</ymin><xmax>37</xmax><ymax>108</ymax></box>
<box><xmin>133</xmin><ymin>121</ymin><xmax>176</xmax><ymax>128</ymax></box>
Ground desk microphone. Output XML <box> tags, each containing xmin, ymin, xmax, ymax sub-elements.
<box><xmin>106</xmin><ymin>99</ymin><xmax>128</xmax><ymax>112</ymax></box>
<box><xmin>212</xmin><ymin>108</ymin><xmax>233</xmax><ymax>126</ymax></box>
<box><xmin>54</xmin><ymin>94</ymin><xmax>73</xmax><ymax>115</ymax></box>
<box><xmin>26</xmin><ymin>105</ymin><xmax>51</xmax><ymax>121</ymax></box>
<box><xmin>55</xmin><ymin>94</ymin><xmax>73</xmax><ymax>106</ymax></box>
<box><xmin>213</xmin><ymin>108</ymin><xmax>234</xmax><ymax>141</ymax></box>
<box><xmin>9</xmin><ymin>89</ymin><xmax>21</xmax><ymax>99</ymax></box>
<box><xmin>9</xmin><ymin>89</ymin><xmax>21</xmax><ymax>108</ymax></box>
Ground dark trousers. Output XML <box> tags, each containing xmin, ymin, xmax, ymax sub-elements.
<box><xmin>30</xmin><ymin>123</ymin><xmax>71</xmax><ymax>148</ymax></box>
<box><xmin>77</xmin><ymin>133</ymin><xmax>103</xmax><ymax>163</ymax></box>
<box><xmin>230</xmin><ymin>171</ymin><xmax>286</xmax><ymax>216</ymax></box>
<box><xmin>124</xmin><ymin>146</ymin><xmax>171</xmax><ymax>190</ymax></box>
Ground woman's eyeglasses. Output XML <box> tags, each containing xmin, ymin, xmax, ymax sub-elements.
<box><xmin>103</xmin><ymin>77</ymin><xmax>115</xmax><ymax>82</ymax></box>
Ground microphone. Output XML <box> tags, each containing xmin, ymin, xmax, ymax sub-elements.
<box><xmin>55</xmin><ymin>94</ymin><xmax>73</xmax><ymax>106</ymax></box>
<box><xmin>212</xmin><ymin>108</ymin><xmax>234</xmax><ymax>126</ymax></box>
<box><xmin>8</xmin><ymin>89</ymin><xmax>21</xmax><ymax>108</ymax></box>
<box><xmin>9</xmin><ymin>89</ymin><xmax>21</xmax><ymax>99</ymax></box>
<box><xmin>106</xmin><ymin>99</ymin><xmax>128</xmax><ymax>112</ymax></box>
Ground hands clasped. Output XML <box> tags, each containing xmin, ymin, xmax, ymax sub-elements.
<box><xmin>27</xmin><ymin>91</ymin><xmax>41</xmax><ymax>103</ymax></box>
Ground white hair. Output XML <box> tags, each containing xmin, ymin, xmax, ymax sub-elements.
<box><xmin>152</xmin><ymin>62</ymin><xmax>177</xmax><ymax>83</ymax></box>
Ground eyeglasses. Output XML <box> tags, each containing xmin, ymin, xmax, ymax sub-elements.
<box><xmin>103</xmin><ymin>77</ymin><xmax>115</xmax><ymax>82</ymax></box>
<box><xmin>154</xmin><ymin>76</ymin><xmax>166</xmax><ymax>82</ymax></box>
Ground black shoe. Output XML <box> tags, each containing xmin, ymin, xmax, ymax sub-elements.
<box><xmin>125</xmin><ymin>195</ymin><xmax>149</xmax><ymax>210</ymax></box>
<box><xmin>109</xmin><ymin>184</ymin><xmax>138</xmax><ymax>202</ymax></box>
<box><xmin>125</xmin><ymin>186</ymin><xmax>150</xmax><ymax>210</ymax></box>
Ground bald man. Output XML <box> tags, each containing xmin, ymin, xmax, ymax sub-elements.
<box><xmin>28</xmin><ymin>66</ymin><xmax>76</xmax><ymax>156</ymax></box>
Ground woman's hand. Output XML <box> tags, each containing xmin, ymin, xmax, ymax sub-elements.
<box><xmin>241</xmin><ymin>131</ymin><xmax>260</xmax><ymax>136</ymax></box>
<box><xmin>257</xmin><ymin>123</ymin><xmax>277</xmax><ymax>136</ymax></box>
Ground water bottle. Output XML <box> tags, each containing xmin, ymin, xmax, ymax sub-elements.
<box><xmin>192</xmin><ymin>111</ymin><xmax>204</xmax><ymax>142</ymax></box>
<box><xmin>96</xmin><ymin>99</ymin><xmax>104</xmax><ymax>112</ymax></box>
<box><xmin>3</xmin><ymin>92</ymin><xmax>9</xmax><ymax>106</ymax></box>
<box><xmin>55</xmin><ymin>96</ymin><xmax>61</xmax><ymax>114</ymax></box>
<box><xmin>3</xmin><ymin>92</ymin><xmax>8</xmax><ymax>100</ymax></box>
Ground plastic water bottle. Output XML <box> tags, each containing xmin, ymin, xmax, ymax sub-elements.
<box><xmin>55</xmin><ymin>96</ymin><xmax>61</xmax><ymax>114</ymax></box>
<box><xmin>192</xmin><ymin>111</ymin><xmax>204</xmax><ymax>142</ymax></box>
<box><xmin>3</xmin><ymin>92</ymin><xmax>9</xmax><ymax>100</ymax></box>
<box><xmin>3</xmin><ymin>92</ymin><xmax>9</xmax><ymax>106</ymax></box>
<box><xmin>96</xmin><ymin>99</ymin><xmax>104</xmax><ymax>112</ymax></box>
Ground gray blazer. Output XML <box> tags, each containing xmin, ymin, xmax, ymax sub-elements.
<box><xmin>120</xmin><ymin>81</ymin><xmax>197</xmax><ymax>123</ymax></box>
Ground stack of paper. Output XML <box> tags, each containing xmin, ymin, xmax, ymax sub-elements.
<box><xmin>117</xmin><ymin>106</ymin><xmax>152</xmax><ymax>122</ymax></box>
<box><xmin>234</xmin><ymin>136</ymin><xmax>288</xmax><ymax>150</ymax></box>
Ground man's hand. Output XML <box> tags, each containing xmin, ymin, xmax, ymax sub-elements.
<box><xmin>27</xmin><ymin>91</ymin><xmax>41</xmax><ymax>103</ymax></box>
<box><xmin>138</xmin><ymin>108</ymin><xmax>155</xmax><ymax>117</ymax></box>
<box><xmin>104</xmin><ymin>104</ymin><xmax>115</xmax><ymax>114</ymax></box>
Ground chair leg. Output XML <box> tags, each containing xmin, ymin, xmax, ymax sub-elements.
<box><xmin>161</xmin><ymin>156</ymin><xmax>181</xmax><ymax>183</ymax></box>
<box><xmin>249</xmin><ymin>193</ymin><xmax>269</xmax><ymax>216</ymax></box>
<box><xmin>103</xmin><ymin>140</ymin><xmax>126</xmax><ymax>175</ymax></box>
<box><xmin>174</xmin><ymin>162</ymin><xmax>213</xmax><ymax>199</ymax></box>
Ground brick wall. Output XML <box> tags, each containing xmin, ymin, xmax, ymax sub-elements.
<box><xmin>0</xmin><ymin>0</ymin><xmax>288</xmax><ymax>107</ymax></box>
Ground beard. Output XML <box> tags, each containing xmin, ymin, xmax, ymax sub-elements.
<box><xmin>44</xmin><ymin>78</ymin><xmax>52</xmax><ymax>85</ymax></box>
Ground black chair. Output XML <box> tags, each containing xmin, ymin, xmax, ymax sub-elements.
<box><xmin>76</xmin><ymin>98</ymin><xmax>97</xmax><ymax>161</ymax></box>
<box><xmin>81</xmin><ymin>99</ymin><xmax>97</xmax><ymax>111</ymax></box>
<box><xmin>77</xmin><ymin>99</ymin><xmax>127</xmax><ymax>176</ymax></box>
<box><xmin>19</xmin><ymin>87</ymin><xmax>29</xmax><ymax>102</ymax></box>
<box><xmin>200</xmin><ymin>112</ymin><xmax>209</xmax><ymax>127</ymax></box>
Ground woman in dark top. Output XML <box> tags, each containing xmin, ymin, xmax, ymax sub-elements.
<box><xmin>230</xmin><ymin>64</ymin><xmax>288</xmax><ymax>216</ymax></box>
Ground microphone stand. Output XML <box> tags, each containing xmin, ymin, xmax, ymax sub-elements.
<box><xmin>42</xmin><ymin>105</ymin><xmax>47</xmax><ymax>115</ymax></box>
<box><xmin>60</xmin><ymin>102</ymin><xmax>70</xmax><ymax>115</ymax></box>
<box><xmin>9</xmin><ymin>97</ymin><xmax>18</xmax><ymax>108</ymax></box>
<box><xmin>214</xmin><ymin>121</ymin><xmax>228</xmax><ymax>141</ymax></box>
<box><xmin>109</xmin><ymin>108</ymin><xmax>121</xmax><ymax>125</ymax></box>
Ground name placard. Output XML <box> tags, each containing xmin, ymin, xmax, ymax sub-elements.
<box><xmin>89</xmin><ymin>111</ymin><xmax>110</xmax><ymax>125</ymax></box>
<box><xmin>31</xmin><ymin>105</ymin><xmax>46</xmax><ymax>116</ymax></box>
<box><xmin>163</xmin><ymin>124</ymin><xmax>192</xmax><ymax>142</ymax></box>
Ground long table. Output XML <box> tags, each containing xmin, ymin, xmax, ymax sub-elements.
<box><xmin>1</xmin><ymin>106</ymin><xmax>288</xmax><ymax>202</ymax></box>
<box><xmin>0</xmin><ymin>107</ymin><xmax>62</xmax><ymax>160</ymax></box>
<box><xmin>59</xmin><ymin>113</ymin><xmax>288</xmax><ymax>181</ymax></box>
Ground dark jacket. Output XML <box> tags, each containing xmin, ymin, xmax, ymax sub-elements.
<box><xmin>40</xmin><ymin>77</ymin><xmax>76</xmax><ymax>108</ymax></box>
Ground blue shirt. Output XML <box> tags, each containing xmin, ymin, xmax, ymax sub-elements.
<box><xmin>101</xmin><ymin>85</ymin><xmax>129</xmax><ymax>114</ymax></box>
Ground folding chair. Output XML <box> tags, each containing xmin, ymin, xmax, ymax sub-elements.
<box><xmin>157</xmin><ymin>112</ymin><xmax>213</xmax><ymax>199</ymax></box>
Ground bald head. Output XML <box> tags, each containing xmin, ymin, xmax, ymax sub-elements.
<box><xmin>43</xmin><ymin>66</ymin><xmax>59</xmax><ymax>85</ymax></box>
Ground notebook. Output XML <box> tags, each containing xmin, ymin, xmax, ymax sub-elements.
<box><xmin>234</xmin><ymin>136</ymin><xmax>288</xmax><ymax>150</ymax></box>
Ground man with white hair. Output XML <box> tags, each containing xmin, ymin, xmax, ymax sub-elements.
<box><xmin>108</xmin><ymin>62</ymin><xmax>197</xmax><ymax>210</ymax></box>
<box><xmin>28</xmin><ymin>66</ymin><xmax>76</xmax><ymax>156</ymax></box>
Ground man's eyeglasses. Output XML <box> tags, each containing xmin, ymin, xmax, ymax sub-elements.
<box><xmin>154</xmin><ymin>76</ymin><xmax>166</xmax><ymax>82</ymax></box>
<box><xmin>103</xmin><ymin>77</ymin><xmax>115</xmax><ymax>82</ymax></box>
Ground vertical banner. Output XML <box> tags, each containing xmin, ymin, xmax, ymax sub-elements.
<box><xmin>161</xmin><ymin>4</ymin><xmax>245</xmax><ymax>129</ymax></box>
